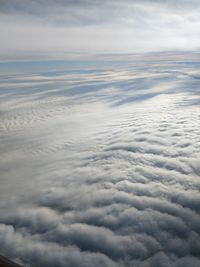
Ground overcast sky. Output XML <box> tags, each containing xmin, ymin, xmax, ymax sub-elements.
<box><xmin>0</xmin><ymin>0</ymin><xmax>200</xmax><ymax>60</ymax></box>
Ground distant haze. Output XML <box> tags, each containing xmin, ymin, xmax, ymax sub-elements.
<box><xmin>0</xmin><ymin>0</ymin><xmax>200</xmax><ymax>60</ymax></box>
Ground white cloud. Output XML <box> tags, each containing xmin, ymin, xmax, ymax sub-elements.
<box><xmin>0</xmin><ymin>52</ymin><xmax>200</xmax><ymax>266</ymax></box>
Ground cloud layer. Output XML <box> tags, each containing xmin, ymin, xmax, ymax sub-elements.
<box><xmin>0</xmin><ymin>0</ymin><xmax>200</xmax><ymax>60</ymax></box>
<box><xmin>0</xmin><ymin>52</ymin><xmax>200</xmax><ymax>266</ymax></box>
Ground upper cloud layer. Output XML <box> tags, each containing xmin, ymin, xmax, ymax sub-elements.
<box><xmin>0</xmin><ymin>0</ymin><xmax>200</xmax><ymax>59</ymax></box>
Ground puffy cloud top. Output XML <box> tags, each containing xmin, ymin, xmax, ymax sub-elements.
<box><xmin>0</xmin><ymin>52</ymin><xmax>200</xmax><ymax>266</ymax></box>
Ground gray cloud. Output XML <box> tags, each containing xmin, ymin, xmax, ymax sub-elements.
<box><xmin>1</xmin><ymin>1</ymin><xmax>200</xmax><ymax>17</ymax></box>
<box><xmin>0</xmin><ymin>1</ymin><xmax>200</xmax><ymax>59</ymax></box>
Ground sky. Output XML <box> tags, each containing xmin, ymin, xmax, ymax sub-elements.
<box><xmin>0</xmin><ymin>1</ymin><xmax>200</xmax><ymax>267</ymax></box>
<box><xmin>0</xmin><ymin>0</ymin><xmax>200</xmax><ymax>60</ymax></box>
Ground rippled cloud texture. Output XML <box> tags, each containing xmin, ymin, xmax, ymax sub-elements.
<box><xmin>0</xmin><ymin>52</ymin><xmax>200</xmax><ymax>266</ymax></box>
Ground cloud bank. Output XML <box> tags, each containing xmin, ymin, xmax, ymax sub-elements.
<box><xmin>0</xmin><ymin>52</ymin><xmax>200</xmax><ymax>266</ymax></box>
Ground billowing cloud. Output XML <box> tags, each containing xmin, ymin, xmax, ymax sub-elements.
<box><xmin>0</xmin><ymin>52</ymin><xmax>200</xmax><ymax>266</ymax></box>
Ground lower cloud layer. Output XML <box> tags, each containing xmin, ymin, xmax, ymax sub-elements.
<box><xmin>0</xmin><ymin>54</ymin><xmax>200</xmax><ymax>267</ymax></box>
